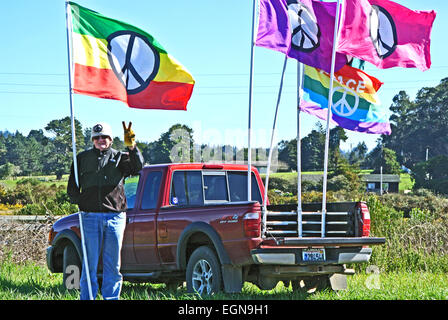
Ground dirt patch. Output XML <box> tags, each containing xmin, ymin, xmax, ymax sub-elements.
<box><xmin>0</xmin><ymin>217</ymin><xmax>58</xmax><ymax>265</ymax></box>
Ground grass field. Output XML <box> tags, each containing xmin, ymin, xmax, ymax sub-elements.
<box><xmin>1</xmin><ymin>258</ymin><xmax>447</xmax><ymax>300</ymax></box>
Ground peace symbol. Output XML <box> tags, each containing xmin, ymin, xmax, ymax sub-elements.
<box><xmin>369</xmin><ymin>5</ymin><xmax>397</xmax><ymax>59</ymax></box>
<box><xmin>331</xmin><ymin>86</ymin><xmax>359</xmax><ymax>117</ymax></box>
<box><xmin>107</xmin><ymin>31</ymin><xmax>160</xmax><ymax>94</ymax></box>
<box><xmin>287</xmin><ymin>1</ymin><xmax>321</xmax><ymax>52</ymax></box>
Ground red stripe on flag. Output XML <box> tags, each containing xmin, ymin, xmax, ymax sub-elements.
<box><xmin>73</xmin><ymin>63</ymin><xmax>194</xmax><ymax>110</ymax></box>
<box><xmin>127</xmin><ymin>81</ymin><xmax>194</xmax><ymax>110</ymax></box>
<box><xmin>73</xmin><ymin>64</ymin><xmax>127</xmax><ymax>102</ymax></box>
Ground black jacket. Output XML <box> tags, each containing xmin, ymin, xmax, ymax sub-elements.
<box><xmin>67</xmin><ymin>146</ymin><xmax>144</xmax><ymax>213</ymax></box>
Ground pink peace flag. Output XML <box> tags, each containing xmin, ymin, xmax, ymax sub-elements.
<box><xmin>337</xmin><ymin>0</ymin><xmax>436</xmax><ymax>71</ymax></box>
<box><xmin>256</xmin><ymin>0</ymin><xmax>347</xmax><ymax>73</ymax></box>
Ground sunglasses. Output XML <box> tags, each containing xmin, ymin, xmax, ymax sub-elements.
<box><xmin>93</xmin><ymin>135</ymin><xmax>110</xmax><ymax>140</ymax></box>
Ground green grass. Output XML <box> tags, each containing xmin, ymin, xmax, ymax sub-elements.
<box><xmin>1</xmin><ymin>258</ymin><xmax>448</xmax><ymax>300</ymax></box>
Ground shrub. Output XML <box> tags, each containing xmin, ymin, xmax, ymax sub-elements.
<box><xmin>327</xmin><ymin>175</ymin><xmax>350</xmax><ymax>192</ymax></box>
<box><xmin>17</xmin><ymin>200</ymin><xmax>78</xmax><ymax>216</ymax></box>
<box><xmin>0</xmin><ymin>178</ymin><xmax>77</xmax><ymax>216</ymax></box>
<box><xmin>366</xmin><ymin>194</ymin><xmax>448</xmax><ymax>273</ymax></box>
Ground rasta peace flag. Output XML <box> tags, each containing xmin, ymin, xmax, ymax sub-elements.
<box><xmin>68</xmin><ymin>2</ymin><xmax>195</xmax><ymax>110</ymax></box>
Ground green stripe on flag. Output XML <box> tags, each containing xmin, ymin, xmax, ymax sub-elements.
<box><xmin>69</xmin><ymin>1</ymin><xmax>167</xmax><ymax>54</ymax></box>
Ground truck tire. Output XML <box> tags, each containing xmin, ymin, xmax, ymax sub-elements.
<box><xmin>62</xmin><ymin>244</ymin><xmax>82</xmax><ymax>291</ymax></box>
<box><xmin>186</xmin><ymin>246</ymin><xmax>222</xmax><ymax>295</ymax></box>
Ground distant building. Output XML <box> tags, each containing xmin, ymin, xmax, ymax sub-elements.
<box><xmin>360</xmin><ymin>174</ymin><xmax>400</xmax><ymax>193</ymax></box>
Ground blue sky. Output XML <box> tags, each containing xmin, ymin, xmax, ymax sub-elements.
<box><xmin>0</xmin><ymin>0</ymin><xmax>446</xmax><ymax>154</ymax></box>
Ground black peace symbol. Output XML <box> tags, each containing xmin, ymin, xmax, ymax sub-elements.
<box><xmin>107</xmin><ymin>31</ymin><xmax>160</xmax><ymax>94</ymax></box>
<box><xmin>369</xmin><ymin>5</ymin><xmax>397</xmax><ymax>59</ymax></box>
<box><xmin>287</xmin><ymin>1</ymin><xmax>321</xmax><ymax>52</ymax></box>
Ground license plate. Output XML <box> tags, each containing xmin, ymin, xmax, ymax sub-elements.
<box><xmin>302</xmin><ymin>249</ymin><xmax>326</xmax><ymax>262</ymax></box>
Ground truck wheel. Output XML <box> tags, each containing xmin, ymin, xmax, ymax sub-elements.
<box><xmin>62</xmin><ymin>244</ymin><xmax>81</xmax><ymax>290</ymax></box>
<box><xmin>186</xmin><ymin>246</ymin><xmax>222</xmax><ymax>295</ymax></box>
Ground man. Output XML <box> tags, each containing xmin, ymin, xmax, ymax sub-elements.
<box><xmin>67</xmin><ymin>121</ymin><xmax>144</xmax><ymax>300</ymax></box>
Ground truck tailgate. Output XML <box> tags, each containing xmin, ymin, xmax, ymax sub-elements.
<box><xmin>273</xmin><ymin>236</ymin><xmax>385</xmax><ymax>247</ymax></box>
<box><xmin>252</xmin><ymin>237</ymin><xmax>385</xmax><ymax>266</ymax></box>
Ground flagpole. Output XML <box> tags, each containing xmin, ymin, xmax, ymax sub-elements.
<box><xmin>321</xmin><ymin>0</ymin><xmax>343</xmax><ymax>238</ymax></box>
<box><xmin>248</xmin><ymin>0</ymin><xmax>257</xmax><ymax>202</ymax></box>
<box><xmin>297</xmin><ymin>61</ymin><xmax>304</xmax><ymax>237</ymax></box>
<box><xmin>65</xmin><ymin>1</ymin><xmax>94</xmax><ymax>301</ymax></box>
<box><xmin>263</xmin><ymin>55</ymin><xmax>288</xmax><ymax>214</ymax></box>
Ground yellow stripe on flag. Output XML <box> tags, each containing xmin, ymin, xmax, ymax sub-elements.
<box><xmin>154</xmin><ymin>54</ymin><xmax>195</xmax><ymax>84</ymax></box>
<box><xmin>72</xmin><ymin>33</ymin><xmax>111</xmax><ymax>69</ymax></box>
<box><xmin>72</xmin><ymin>33</ymin><xmax>195</xmax><ymax>84</ymax></box>
<box><xmin>304</xmin><ymin>66</ymin><xmax>380</xmax><ymax>104</ymax></box>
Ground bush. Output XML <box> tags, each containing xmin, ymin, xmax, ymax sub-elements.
<box><xmin>0</xmin><ymin>179</ymin><xmax>77</xmax><ymax>216</ymax></box>
<box><xmin>264</xmin><ymin>175</ymin><xmax>322</xmax><ymax>195</ymax></box>
<box><xmin>327</xmin><ymin>175</ymin><xmax>350</xmax><ymax>191</ymax></box>
<box><xmin>379</xmin><ymin>189</ymin><xmax>448</xmax><ymax>220</ymax></box>
<box><xmin>267</xmin><ymin>189</ymin><xmax>338</xmax><ymax>205</ymax></box>
<box><xmin>18</xmin><ymin>200</ymin><xmax>77</xmax><ymax>216</ymax></box>
<box><xmin>366</xmin><ymin>194</ymin><xmax>448</xmax><ymax>273</ymax></box>
<box><xmin>266</xmin><ymin>176</ymin><xmax>297</xmax><ymax>195</ymax></box>
<box><xmin>412</xmin><ymin>155</ymin><xmax>448</xmax><ymax>195</ymax></box>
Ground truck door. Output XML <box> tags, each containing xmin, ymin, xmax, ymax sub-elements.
<box><xmin>133</xmin><ymin>170</ymin><xmax>163</xmax><ymax>270</ymax></box>
<box><xmin>121</xmin><ymin>175</ymin><xmax>140</xmax><ymax>267</ymax></box>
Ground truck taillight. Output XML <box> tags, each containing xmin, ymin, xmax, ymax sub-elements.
<box><xmin>357</xmin><ymin>202</ymin><xmax>371</xmax><ymax>237</ymax></box>
<box><xmin>243</xmin><ymin>212</ymin><xmax>260</xmax><ymax>238</ymax></box>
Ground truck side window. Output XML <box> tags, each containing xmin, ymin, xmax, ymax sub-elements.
<box><xmin>171</xmin><ymin>171</ymin><xmax>204</xmax><ymax>206</ymax></box>
<box><xmin>227</xmin><ymin>172</ymin><xmax>262</xmax><ymax>203</ymax></box>
<box><xmin>141</xmin><ymin>171</ymin><xmax>162</xmax><ymax>210</ymax></box>
<box><xmin>124</xmin><ymin>175</ymin><xmax>140</xmax><ymax>209</ymax></box>
<box><xmin>203</xmin><ymin>174</ymin><xmax>228</xmax><ymax>202</ymax></box>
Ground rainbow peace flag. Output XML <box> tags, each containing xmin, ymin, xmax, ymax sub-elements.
<box><xmin>301</xmin><ymin>65</ymin><xmax>391</xmax><ymax>135</ymax></box>
<box><xmin>68</xmin><ymin>2</ymin><xmax>195</xmax><ymax>110</ymax></box>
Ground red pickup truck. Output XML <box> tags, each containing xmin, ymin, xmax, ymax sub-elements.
<box><xmin>47</xmin><ymin>163</ymin><xmax>385</xmax><ymax>294</ymax></box>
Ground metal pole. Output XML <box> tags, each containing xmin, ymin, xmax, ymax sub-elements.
<box><xmin>263</xmin><ymin>56</ymin><xmax>288</xmax><ymax>213</ymax></box>
<box><xmin>380</xmin><ymin>166</ymin><xmax>383</xmax><ymax>195</ymax></box>
<box><xmin>65</xmin><ymin>1</ymin><xmax>93</xmax><ymax>300</ymax></box>
<box><xmin>247</xmin><ymin>0</ymin><xmax>257</xmax><ymax>201</ymax></box>
<box><xmin>297</xmin><ymin>61</ymin><xmax>304</xmax><ymax>237</ymax></box>
<box><xmin>321</xmin><ymin>0</ymin><xmax>343</xmax><ymax>238</ymax></box>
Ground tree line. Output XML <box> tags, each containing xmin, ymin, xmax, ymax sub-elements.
<box><xmin>278</xmin><ymin>77</ymin><xmax>448</xmax><ymax>195</ymax></box>
<box><xmin>0</xmin><ymin>78</ymin><xmax>447</xmax><ymax>194</ymax></box>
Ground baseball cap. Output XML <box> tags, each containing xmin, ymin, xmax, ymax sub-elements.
<box><xmin>91</xmin><ymin>122</ymin><xmax>113</xmax><ymax>140</ymax></box>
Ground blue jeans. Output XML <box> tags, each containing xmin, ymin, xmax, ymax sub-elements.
<box><xmin>79</xmin><ymin>211</ymin><xmax>126</xmax><ymax>300</ymax></box>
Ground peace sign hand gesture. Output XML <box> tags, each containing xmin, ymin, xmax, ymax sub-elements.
<box><xmin>122</xmin><ymin>121</ymin><xmax>136</xmax><ymax>149</ymax></box>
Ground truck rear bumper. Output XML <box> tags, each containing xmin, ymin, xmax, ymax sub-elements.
<box><xmin>251</xmin><ymin>247</ymin><xmax>372</xmax><ymax>265</ymax></box>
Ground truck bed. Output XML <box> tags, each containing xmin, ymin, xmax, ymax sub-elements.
<box><xmin>264</xmin><ymin>202</ymin><xmax>385</xmax><ymax>247</ymax></box>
